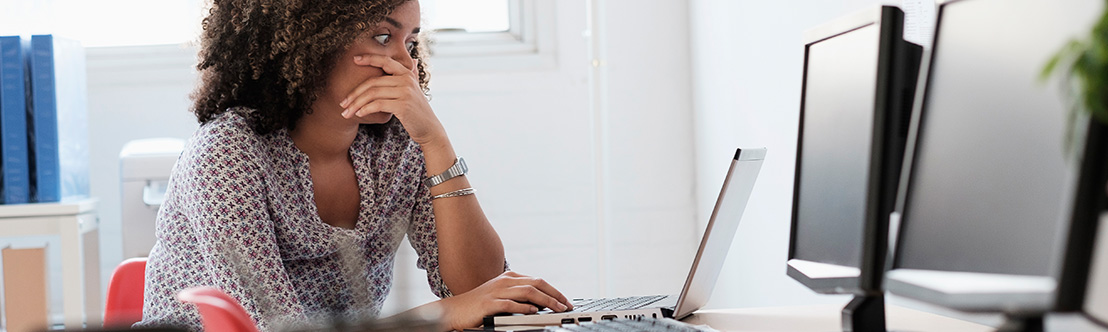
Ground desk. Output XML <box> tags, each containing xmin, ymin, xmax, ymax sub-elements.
<box><xmin>683</xmin><ymin>304</ymin><xmax>993</xmax><ymax>332</ymax></box>
<box><xmin>0</xmin><ymin>199</ymin><xmax>100</xmax><ymax>329</ymax></box>
<box><xmin>491</xmin><ymin>304</ymin><xmax>994</xmax><ymax>332</ymax></box>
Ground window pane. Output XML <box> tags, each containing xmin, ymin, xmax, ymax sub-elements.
<box><xmin>0</xmin><ymin>0</ymin><xmax>205</xmax><ymax>48</ymax></box>
<box><xmin>423</xmin><ymin>0</ymin><xmax>510</xmax><ymax>33</ymax></box>
<box><xmin>0</xmin><ymin>0</ymin><xmax>511</xmax><ymax>47</ymax></box>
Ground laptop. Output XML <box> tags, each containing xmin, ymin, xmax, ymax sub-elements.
<box><xmin>485</xmin><ymin>147</ymin><xmax>767</xmax><ymax>327</ymax></box>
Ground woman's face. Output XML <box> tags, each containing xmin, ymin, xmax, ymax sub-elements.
<box><xmin>322</xmin><ymin>0</ymin><xmax>421</xmax><ymax>124</ymax></box>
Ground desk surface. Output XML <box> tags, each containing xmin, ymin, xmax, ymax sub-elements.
<box><xmin>682</xmin><ymin>304</ymin><xmax>993</xmax><ymax>332</ymax></box>
<box><xmin>491</xmin><ymin>304</ymin><xmax>994</xmax><ymax>332</ymax></box>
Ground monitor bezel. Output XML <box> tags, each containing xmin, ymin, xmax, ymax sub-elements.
<box><xmin>787</xmin><ymin>5</ymin><xmax>917</xmax><ymax>295</ymax></box>
<box><xmin>1056</xmin><ymin>119</ymin><xmax>1108</xmax><ymax>315</ymax></box>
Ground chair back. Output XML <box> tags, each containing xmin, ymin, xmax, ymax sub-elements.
<box><xmin>104</xmin><ymin>257</ymin><xmax>148</xmax><ymax>327</ymax></box>
<box><xmin>176</xmin><ymin>286</ymin><xmax>259</xmax><ymax>332</ymax></box>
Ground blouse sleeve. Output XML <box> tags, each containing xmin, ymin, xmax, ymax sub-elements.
<box><xmin>176</xmin><ymin>124</ymin><xmax>306</xmax><ymax>330</ymax></box>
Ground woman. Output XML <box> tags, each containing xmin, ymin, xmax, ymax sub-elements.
<box><xmin>136</xmin><ymin>0</ymin><xmax>573</xmax><ymax>330</ymax></box>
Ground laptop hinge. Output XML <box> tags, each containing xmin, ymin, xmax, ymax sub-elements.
<box><xmin>661</xmin><ymin>306</ymin><xmax>675</xmax><ymax>318</ymax></box>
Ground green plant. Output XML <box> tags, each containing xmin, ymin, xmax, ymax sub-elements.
<box><xmin>1042</xmin><ymin>3</ymin><xmax>1108</xmax><ymax>139</ymax></box>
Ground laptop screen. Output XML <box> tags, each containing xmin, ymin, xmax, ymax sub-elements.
<box><xmin>673</xmin><ymin>147</ymin><xmax>765</xmax><ymax>319</ymax></box>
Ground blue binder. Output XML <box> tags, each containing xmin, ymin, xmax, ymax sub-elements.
<box><xmin>28</xmin><ymin>35</ymin><xmax>88</xmax><ymax>203</ymax></box>
<box><xmin>0</xmin><ymin>36</ymin><xmax>31</xmax><ymax>204</ymax></box>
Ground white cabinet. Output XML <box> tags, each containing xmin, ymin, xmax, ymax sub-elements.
<box><xmin>0</xmin><ymin>199</ymin><xmax>100</xmax><ymax>329</ymax></box>
<box><xmin>119</xmin><ymin>138</ymin><xmax>183</xmax><ymax>259</ymax></box>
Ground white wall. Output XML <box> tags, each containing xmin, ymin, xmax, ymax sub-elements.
<box><xmin>590</xmin><ymin>0</ymin><xmax>698</xmax><ymax>298</ymax></box>
<box><xmin>688</xmin><ymin>0</ymin><xmax>901</xmax><ymax>309</ymax></box>
<box><xmin>384</xmin><ymin>0</ymin><xmax>699</xmax><ymax>313</ymax></box>
<box><xmin>86</xmin><ymin>44</ymin><xmax>201</xmax><ymax>291</ymax></box>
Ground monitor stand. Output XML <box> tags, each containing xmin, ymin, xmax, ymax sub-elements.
<box><xmin>995</xmin><ymin>315</ymin><xmax>1044</xmax><ymax>332</ymax></box>
<box><xmin>841</xmin><ymin>293</ymin><xmax>886</xmax><ymax>332</ymax></box>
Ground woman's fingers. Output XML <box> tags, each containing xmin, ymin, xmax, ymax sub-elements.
<box><xmin>494</xmin><ymin>299</ymin><xmax>539</xmax><ymax>314</ymax></box>
<box><xmin>497</xmin><ymin>275</ymin><xmax>572</xmax><ymax>310</ymax></box>
<box><xmin>439</xmin><ymin>271</ymin><xmax>577</xmax><ymax>331</ymax></box>
<box><xmin>500</xmin><ymin>285</ymin><xmax>569</xmax><ymax>312</ymax></box>
<box><xmin>342</xmin><ymin>86</ymin><xmax>406</xmax><ymax>118</ymax></box>
<box><xmin>339</xmin><ymin>54</ymin><xmax>417</xmax><ymax>112</ymax></box>
<box><xmin>340</xmin><ymin>75</ymin><xmax>407</xmax><ymax>109</ymax></box>
<box><xmin>352</xmin><ymin>99</ymin><xmax>404</xmax><ymax>118</ymax></box>
<box><xmin>340</xmin><ymin>54</ymin><xmax>444</xmax><ymax>146</ymax></box>
<box><xmin>491</xmin><ymin>274</ymin><xmax>572</xmax><ymax>311</ymax></box>
<box><xmin>352</xmin><ymin>54</ymin><xmax>413</xmax><ymax>76</ymax></box>
<box><xmin>521</xmin><ymin>277</ymin><xmax>573</xmax><ymax>309</ymax></box>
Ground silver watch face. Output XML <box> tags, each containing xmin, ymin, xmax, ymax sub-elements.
<box><xmin>456</xmin><ymin>157</ymin><xmax>467</xmax><ymax>173</ymax></box>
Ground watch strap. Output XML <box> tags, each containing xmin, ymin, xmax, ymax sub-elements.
<box><xmin>424</xmin><ymin>157</ymin><xmax>467</xmax><ymax>187</ymax></box>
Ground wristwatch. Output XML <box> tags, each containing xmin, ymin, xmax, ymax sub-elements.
<box><xmin>424</xmin><ymin>157</ymin><xmax>467</xmax><ymax>187</ymax></box>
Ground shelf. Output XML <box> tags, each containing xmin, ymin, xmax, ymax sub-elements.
<box><xmin>0</xmin><ymin>198</ymin><xmax>97</xmax><ymax>218</ymax></box>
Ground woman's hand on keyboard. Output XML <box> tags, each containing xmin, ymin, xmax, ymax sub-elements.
<box><xmin>439</xmin><ymin>271</ymin><xmax>574</xmax><ymax>330</ymax></box>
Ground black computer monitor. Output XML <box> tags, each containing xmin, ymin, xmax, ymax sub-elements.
<box><xmin>1054</xmin><ymin>118</ymin><xmax>1108</xmax><ymax>327</ymax></box>
<box><xmin>787</xmin><ymin>5</ymin><xmax>921</xmax><ymax>332</ymax></box>
<box><xmin>884</xmin><ymin>0</ymin><xmax>1103</xmax><ymax>330</ymax></box>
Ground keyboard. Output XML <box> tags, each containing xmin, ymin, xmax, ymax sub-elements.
<box><xmin>543</xmin><ymin>317</ymin><xmax>717</xmax><ymax>332</ymax></box>
<box><xmin>563</xmin><ymin>295</ymin><xmax>669</xmax><ymax>313</ymax></box>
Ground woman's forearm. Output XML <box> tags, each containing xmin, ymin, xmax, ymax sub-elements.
<box><xmin>422</xmin><ymin>140</ymin><xmax>506</xmax><ymax>294</ymax></box>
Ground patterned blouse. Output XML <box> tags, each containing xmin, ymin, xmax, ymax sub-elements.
<box><xmin>136</xmin><ymin>110</ymin><xmax>452</xmax><ymax>331</ymax></box>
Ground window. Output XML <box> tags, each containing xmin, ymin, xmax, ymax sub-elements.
<box><xmin>425</xmin><ymin>0</ymin><xmax>556</xmax><ymax>71</ymax></box>
<box><xmin>0</xmin><ymin>0</ymin><xmax>531</xmax><ymax>51</ymax></box>
<box><xmin>0</xmin><ymin>0</ymin><xmax>205</xmax><ymax>48</ymax></box>
<box><xmin>424</xmin><ymin>0</ymin><xmax>510</xmax><ymax>33</ymax></box>
<box><xmin>0</xmin><ymin>0</ymin><xmax>554</xmax><ymax>73</ymax></box>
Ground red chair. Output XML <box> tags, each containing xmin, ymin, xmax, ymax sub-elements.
<box><xmin>177</xmin><ymin>286</ymin><xmax>260</xmax><ymax>332</ymax></box>
<box><xmin>104</xmin><ymin>257</ymin><xmax>148</xmax><ymax>328</ymax></box>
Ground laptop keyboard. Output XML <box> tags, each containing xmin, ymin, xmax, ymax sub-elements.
<box><xmin>543</xmin><ymin>317</ymin><xmax>716</xmax><ymax>332</ymax></box>
<box><xmin>566</xmin><ymin>295</ymin><xmax>668</xmax><ymax>313</ymax></box>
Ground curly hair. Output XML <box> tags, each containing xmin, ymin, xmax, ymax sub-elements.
<box><xmin>192</xmin><ymin>0</ymin><xmax>430</xmax><ymax>135</ymax></box>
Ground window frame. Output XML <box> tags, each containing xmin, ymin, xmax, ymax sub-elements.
<box><xmin>84</xmin><ymin>0</ymin><xmax>556</xmax><ymax>81</ymax></box>
<box><xmin>425</xmin><ymin>0</ymin><xmax>557</xmax><ymax>72</ymax></box>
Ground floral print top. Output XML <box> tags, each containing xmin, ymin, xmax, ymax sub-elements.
<box><xmin>136</xmin><ymin>110</ymin><xmax>451</xmax><ymax>331</ymax></box>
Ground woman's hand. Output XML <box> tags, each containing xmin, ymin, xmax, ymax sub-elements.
<box><xmin>339</xmin><ymin>54</ymin><xmax>446</xmax><ymax>149</ymax></box>
<box><xmin>438</xmin><ymin>271</ymin><xmax>574</xmax><ymax>331</ymax></box>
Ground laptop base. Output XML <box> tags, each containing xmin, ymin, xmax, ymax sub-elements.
<box><xmin>485</xmin><ymin>295</ymin><xmax>677</xmax><ymax>327</ymax></box>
